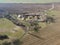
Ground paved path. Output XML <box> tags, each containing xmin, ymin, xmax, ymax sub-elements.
<box><xmin>22</xmin><ymin>14</ymin><xmax>60</xmax><ymax>45</ymax></box>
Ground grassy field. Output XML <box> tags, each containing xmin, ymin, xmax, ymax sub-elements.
<box><xmin>0</xmin><ymin>18</ymin><xmax>25</xmax><ymax>39</ymax></box>
<box><xmin>0</xmin><ymin>18</ymin><xmax>15</xmax><ymax>29</ymax></box>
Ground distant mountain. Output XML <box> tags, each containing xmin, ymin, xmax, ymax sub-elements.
<box><xmin>0</xmin><ymin>3</ymin><xmax>60</xmax><ymax>14</ymax></box>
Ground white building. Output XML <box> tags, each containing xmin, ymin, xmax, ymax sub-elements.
<box><xmin>18</xmin><ymin>14</ymin><xmax>21</xmax><ymax>18</ymax></box>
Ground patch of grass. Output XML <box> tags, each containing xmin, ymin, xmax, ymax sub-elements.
<box><xmin>38</xmin><ymin>22</ymin><xmax>46</xmax><ymax>28</ymax></box>
<box><xmin>10</xmin><ymin>27</ymin><xmax>25</xmax><ymax>38</ymax></box>
<box><xmin>0</xmin><ymin>18</ymin><xmax>16</xmax><ymax>29</ymax></box>
<box><xmin>46</xmin><ymin>10</ymin><xmax>60</xmax><ymax>16</ymax></box>
<box><xmin>0</xmin><ymin>29</ymin><xmax>24</xmax><ymax>39</ymax></box>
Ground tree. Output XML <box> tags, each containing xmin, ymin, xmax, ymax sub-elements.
<box><xmin>12</xmin><ymin>39</ymin><xmax>22</xmax><ymax>45</ymax></box>
<box><xmin>46</xmin><ymin>15</ymin><xmax>55</xmax><ymax>24</ymax></box>
<box><xmin>30</xmin><ymin>21</ymin><xmax>41</xmax><ymax>32</ymax></box>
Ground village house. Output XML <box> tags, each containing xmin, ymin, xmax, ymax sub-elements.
<box><xmin>17</xmin><ymin>12</ymin><xmax>47</xmax><ymax>22</ymax></box>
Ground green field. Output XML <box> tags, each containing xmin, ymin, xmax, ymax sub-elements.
<box><xmin>0</xmin><ymin>18</ymin><xmax>25</xmax><ymax>39</ymax></box>
<box><xmin>0</xmin><ymin>18</ymin><xmax>16</xmax><ymax>29</ymax></box>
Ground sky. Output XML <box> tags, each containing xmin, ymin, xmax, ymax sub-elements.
<box><xmin>0</xmin><ymin>0</ymin><xmax>60</xmax><ymax>3</ymax></box>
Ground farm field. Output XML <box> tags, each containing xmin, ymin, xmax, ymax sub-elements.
<box><xmin>21</xmin><ymin>10</ymin><xmax>60</xmax><ymax>45</ymax></box>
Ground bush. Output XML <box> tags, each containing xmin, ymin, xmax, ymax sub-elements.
<box><xmin>30</xmin><ymin>21</ymin><xmax>40</xmax><ymax>32</ymax></box>
<box><xmin>2</xmin><ymin>41</ymin><xmax>11</xmax><ymax>45</ymax></box>
<box><xmin>12</xmin><ymin>39</ymin><xmax>22</xmax><ymax>45</ymax></box>
<box><xmin>2</xmin><ymin>38</ymin><xmax>22</xmax><ymax>45</ymax></box>
<box><xmin>46</xmin><ymin>16</ymin><xmax>55</xmax><ymax>23</ymax></box>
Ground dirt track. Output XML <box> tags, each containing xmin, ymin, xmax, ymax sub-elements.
<box><xmin>22</xmin><ymin>14</ymin><xmax>60</xmax><ymax>45</ymax></box>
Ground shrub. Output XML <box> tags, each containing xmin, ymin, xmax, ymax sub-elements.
<box><xmin>2</xmin><ymin>41</ymin><xmax>11</xmax><ymax>45</ymax></box>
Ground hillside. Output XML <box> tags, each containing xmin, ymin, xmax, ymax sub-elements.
<box><xmin>0</xmin><ymin>18</ymin><xmax>25</xmax><ymax>39</ymax></box>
